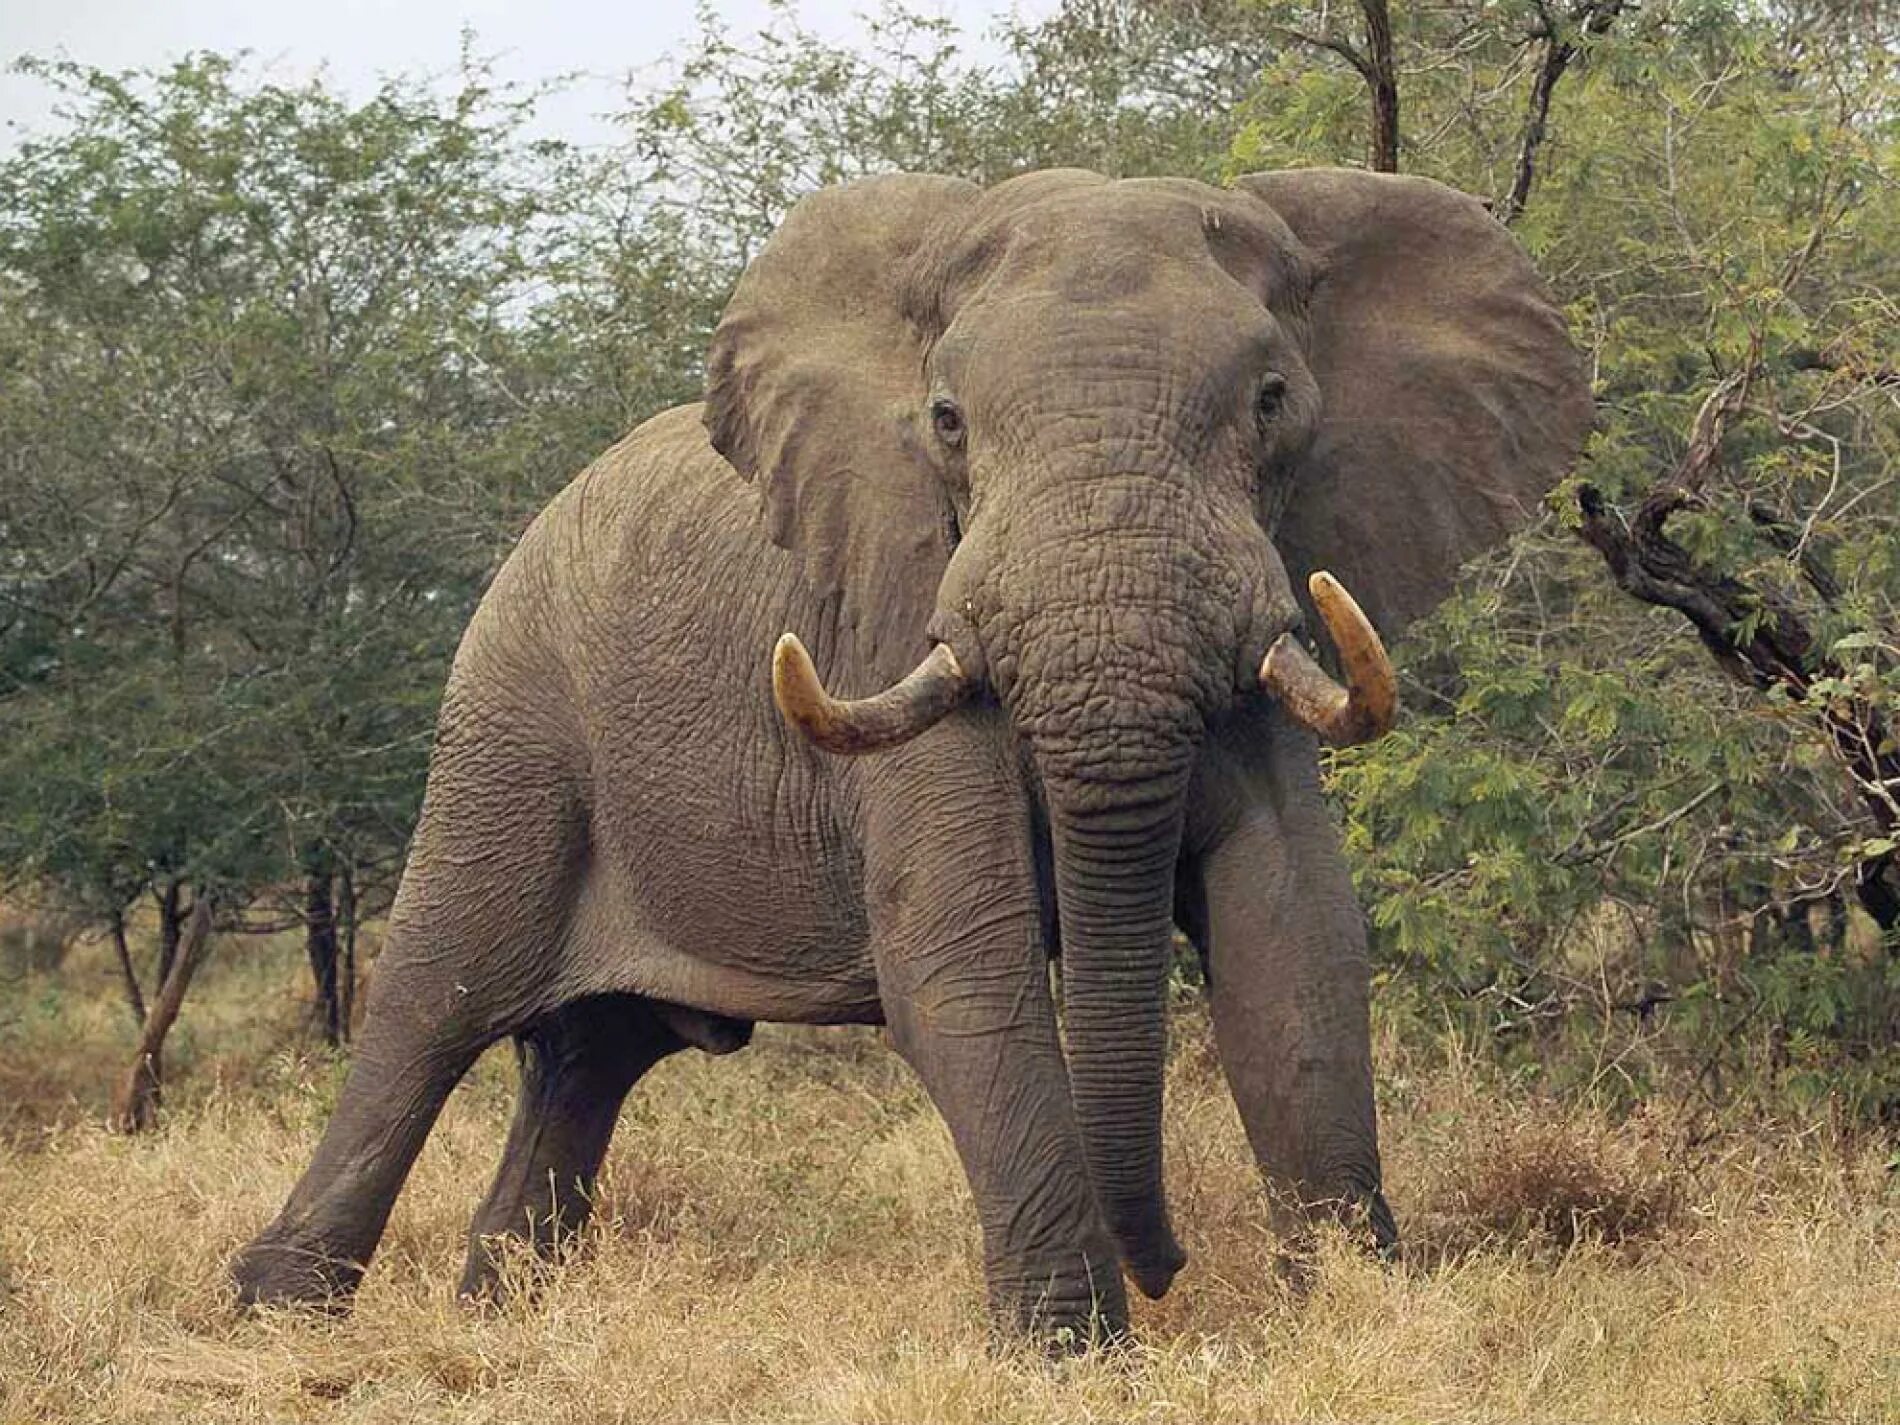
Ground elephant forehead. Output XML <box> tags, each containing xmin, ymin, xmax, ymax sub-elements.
<box><xmin>936</xmin><ymin>275</ymin><xmax>1296</xmax><ymax>435</ymax></box>
<box><xmin>932</xmin><ymin>178</ymin><xmax>1317</xmax><ymax>322</ymax></box>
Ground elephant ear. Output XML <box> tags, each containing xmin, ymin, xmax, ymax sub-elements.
<box><xmin>1235</xmin><ymin>169</ymin><xmax>1593</xmax><ymax>638</ymax></box>
<box><xmin>705</xmin><ymin>174</ymin><xmax>979</xmax><ymax>682</ymax></box>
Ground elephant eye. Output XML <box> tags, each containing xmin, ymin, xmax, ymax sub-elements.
<box><xmin>930</xmin><ymin>397</ymin><xmax>966</xmax><ymax>448</ymax></box>
<box><xmin>1255</xmin><ymin>373</ymin><xmax>1288</xmax><ymax>428</ymax></box>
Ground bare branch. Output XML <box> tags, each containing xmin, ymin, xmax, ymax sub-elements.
<box><xmin>1280</xmin><ymin>28</ymin><xmax>1372</xmax><ymax>79</ymax></box>
<box><xmin>1502</xmin><ymin>0</ymin><xmax>1626</xmax><ymax>224</ymax></box>
<box><xmin>1560</xmin><ymin>782</ymin><xmax>1727</xmax><ymax>866</ymax></box>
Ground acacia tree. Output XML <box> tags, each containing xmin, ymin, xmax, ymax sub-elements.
<box><xmin>621</xmin><ymin>0</ymin><xmax>1283</xmax><ymax>278</ymax></box>
<box><xmin>0</xmin><ymin>54</ymin><xmax>595</xmax><ymax>1053</ymax></box>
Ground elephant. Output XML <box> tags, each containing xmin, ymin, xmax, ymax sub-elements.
<box><xmin>231</xmin><ymin>166</ymin><xmax>1590</xmax><ymax>1341</ymax></box>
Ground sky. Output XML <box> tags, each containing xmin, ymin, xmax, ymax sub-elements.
<box><xmin>0</xmin><ymin>0</ymin><xmax>1054</xmax><ymax>153</ymax></box>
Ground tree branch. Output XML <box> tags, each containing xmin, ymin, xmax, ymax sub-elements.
<box><xmin>1501</xmin><ymin>0</ymin><xmax>1625</xmax><ymax>224</ymax></box>
<box><xmin>1576</xmin><ymin>470</ymin><xmax>1899</xmax><ymax>931</ymax></box>
<box><xmin>1786</xmin><ymin>347</ymin><xmax>1900</xmax><ymax>388</ymax></box>
<box><xmin>1559</xmin><ymin>782</ymin><xmax>1727</xmax><ymax>866</ymax></box>
<box><xmin>110</xmin><ymin>893</ymin><xmax>215</xmax><ymax>1133</ymax></box>
<box><xmin>1360</xmin><ymin>0</ymin><xmax>1400</xmax><ymax>172</ymax></box>
<box><xmin>1281</xmin><ymin>29</ymin><xmax>1371</xmax><ymax>79</ymax></box>
<box><xmin>1746</xmin><ymin>501</ymin><xmax>1842</xmax><ymax>608</ymax></box>
<box><xmin>107</xmin><ymin>905</ymin><xmax>147</xmax><ymax>1027</ymax></box>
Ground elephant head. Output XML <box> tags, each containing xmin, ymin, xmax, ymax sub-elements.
<box><xmin>705</xmin><ymin>168</ymin><xmax>1590</xmax><ymax>1294</ymax></box>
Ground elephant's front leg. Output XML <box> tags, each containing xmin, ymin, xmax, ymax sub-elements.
<box><xmin>1191</xmin><ymin>718</ymin><xmax>1397</xmax><ymax>1250</ymax></box>
<box><xmin>861</xmin><ymin>757</ymin><xmax>1124</xmax><ymax>1343</ymax></box>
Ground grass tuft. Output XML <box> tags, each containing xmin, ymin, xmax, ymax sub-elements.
<box><xmin>1413</xmin><ymin>1112</ymin><xmax>1684</xmax><ymax>1259</ymax></box>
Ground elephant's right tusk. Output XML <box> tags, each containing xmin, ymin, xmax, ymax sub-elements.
<box><xmin>773</xmin><ymin>634</ymin><xmax>970</xmax><ymax>754</ymax></box>
<box><xmin>1259</xmin><ymin>571</ymin><xmax>1397</xmax><ymax>746</ymax></box>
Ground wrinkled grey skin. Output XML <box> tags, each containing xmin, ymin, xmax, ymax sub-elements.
<box><xmin>232</xmin><ymin>168</ymin><xmax>1590</xmax><ymax>1339</ymax></box>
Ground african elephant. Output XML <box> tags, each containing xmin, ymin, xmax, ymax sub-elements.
<box><xmin>232</xmin><ymin>166</ymin><xmax>1590</xmax><ymax>1340</ymax></box>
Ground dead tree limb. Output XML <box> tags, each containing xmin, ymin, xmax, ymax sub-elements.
<box><xmin>1576</xmin><ymin>482</ymin><xmax>1899</xmax><ymax>932</ymax></box>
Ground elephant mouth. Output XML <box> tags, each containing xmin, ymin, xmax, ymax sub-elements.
<box><xmin>770</xmin><ymin>567</ymin><xmax>1396</xmax><ymax>754</ymax></box>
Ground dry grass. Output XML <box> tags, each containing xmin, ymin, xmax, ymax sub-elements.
<box><xmin>1</xmin><ymin>936</ymin><xmax>1896</xmax><ymax>1423</ymax></box>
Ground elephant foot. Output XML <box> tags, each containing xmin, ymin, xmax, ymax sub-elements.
<box><xmin>998</xmin><ymin>1300</ymin><xmax>1129</xmax><ymax>1357</ymax></box>
<box><xmin>456</xmin><ymin>1243</ymin><xmax>511</xmax><ymax>1310</ymax></box>
<box><xmin>1361</xmin><ymin>1187</ymin><xmax>1400</xmax><ymax>1259</ymax></box>
<box><xmin>1025</xmin><ymin>1312</ymin><xmax>1129</xmax><ymax>1357</ymax></box>
<box><xmin>1311</xmin><ymin>1180</ymin><xmax>1400</xmax><ymax>1258</ymax></box>
<box><xmin>987</xmin><ymin>1253</ymin><xmax>1130</xmax><ymax>1352</ymax></box>
<box><xmin>456</xmin><ymin>1233</ymin><xmax>570</xmax><ymax>1309</ymax></box>
<box><xmin>230</xmin><ymin>1230</ymin><xmax>365</xmax><ymax>1312</ymax></box>
<box><xmin>1267</xmin><ymin>1179</ymin><xmax>1402</xmax><ymax>1275</ymax></box>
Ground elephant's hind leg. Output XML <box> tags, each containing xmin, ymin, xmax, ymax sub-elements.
<box><xmin>458</xmin><ymin>994</ymin><xmax>702</xmax><ymax>1301</ymax></box>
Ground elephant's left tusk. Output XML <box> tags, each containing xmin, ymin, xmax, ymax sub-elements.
<box><xmin>773</xmin><ymin>634</ymin><xmax>970</xmax><ymax>754</ymax></box>
<box><xmin>1259</xmin><ymin>571</ymin><xmax>1397</xmax><ymax>746</ymax></box>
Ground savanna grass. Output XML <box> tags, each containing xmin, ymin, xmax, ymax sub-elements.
<box><xmin>0</xmin><ymin>934</ymin><xmax>1894</xmax><ymax>1423</ymax></box>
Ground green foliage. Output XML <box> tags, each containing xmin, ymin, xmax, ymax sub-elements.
<box><xmin>620</xmin><ymin>0</ymin><xmax>1273</xmax><ymax>272</ymax></box>
<box><xmin>1296</xmin><ymin>1</ymin><xmax>1900</xmax><ymax>1111</ymax></box>
<box><xmin>0</xmin><ymin>52</ymin><xmax>600</xmax><ymax>914</ymax></box>
<box><xmin>0</xmin><ymin>3</ymin><xmax>1281</xmax><ymax>927</ymax></box>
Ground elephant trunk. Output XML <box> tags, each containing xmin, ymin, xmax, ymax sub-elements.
<box><xmin>1042</xmin><ymin>768</ymin><xmax>1190</xmax><ymax>1299</ymax></box>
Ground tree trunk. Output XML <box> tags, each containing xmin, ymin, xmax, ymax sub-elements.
<box><xmin>1283</xmin><ymin>1</ymin><xmax>1400</xmax><ymax>172</ymax></box>
<box><xmin>337</xmin><ymin>861</ymin><xmax>358</xmax><ymax>1044</ymax></box>
<box><xmin>1501</xmin><ymin>1</ymin><xmax>1626</xmax><ymax>224</ymax></box>
<box><xmin>304</xmin><ymin>860</ymin><xmax>341</xmax><ymax>1047</ymax></box>
<box><xmin>154</xmin><ymin>878</ymin><xmax>184</xmax><ymax>989</ymax></box>
<box><xmin>1361</xmin><ymin>0</ymin><xmax>1399</xmax><ymax>173</ymax></box>
<box><xmin>111</xmin><ymin>893</ymin><xmax>214</xmax><ymax>1133</ymax></box>
<box><xmin>109</xmin><ymin>905</ymin><xmax>147</xmax><ymax>1028</ymax></box>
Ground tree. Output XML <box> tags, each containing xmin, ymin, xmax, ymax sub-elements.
<box><xmin>0</xmin><ymin>52</ymin><xmax>589</xmax><ymax>1048</ymax></box>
